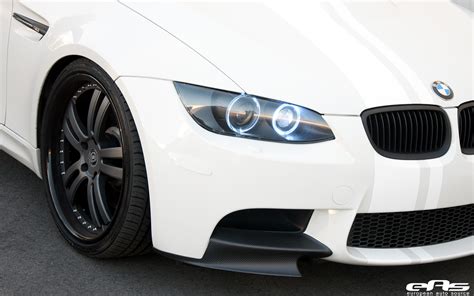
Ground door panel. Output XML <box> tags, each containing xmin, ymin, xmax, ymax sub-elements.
<box><xmin>0</xmin><ymin>0</ymin><xmax>13</xmax><ymax>124</ymax></box>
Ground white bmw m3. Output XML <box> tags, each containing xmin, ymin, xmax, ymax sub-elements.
<box><xmin>0</xmin><ymin>0</ymin><xmax>472</xmax><ymax>277</ymax></box>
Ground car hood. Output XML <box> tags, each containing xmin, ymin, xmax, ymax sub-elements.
<box><xmin>121</xmin><ymin>0</ymin><xmax>473</xmax><ymax>115</ymax></box>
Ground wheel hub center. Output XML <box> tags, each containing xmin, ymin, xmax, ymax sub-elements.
<box><xmin>88</xmin><ymin>149</ymin><xmax>99</xmax><ymax>167</ymax></box>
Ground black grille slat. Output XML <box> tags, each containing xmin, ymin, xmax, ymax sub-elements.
<box><xmin>423</xmin><ymin>111</ymin><xmax>430</xmax><ymax>152</ymax></box>
<box><xmin>428</xmin><ymin>112</ymin><xmax>434</xmax><ymax>150</ymax></box>
<box><xmin>461</xmin><ymin>108</ymin><xmax>467</xmax><ymax>147</ymax></box>
<box><xmin>400</xmin><ymin>112</ymin><xmax>407</xmax><ymax>153</ymax></box>
<box><xmin>412</xmin><ymin>111</ymin><xmax>419</xmax><ymax>153</ymax></box>
<box><xmin>379</xmin><ymin>113</ymin><xmax>386</xmax><ymax>149</ymax></box>
<box><xmin>439</xmin><ymin>111</ymin><xmax>446</xmax><ymax>148</ymax></box>
<box><xmin>407</xmin><ymin>111</ymin><xmax>414</xmax><ymax>153</ymax></box>
<box><xmin>390</xmin><ymin>112</ymin><xmax>397</xmax><ymax>153</ymax></box>
<box><xmin>416</xmin><ymin>111</ymin><xmax>423</xmax><ymax>152</ymax></box>
<box><xmin>433</xmin><ymin>114</ymin><xmax>441</xmax><ymax>145</ymax></box>
<box><xmin>459</xmin><ymin>102</ymin><xmax>474</xmax><ymax>154</ymax></box>
<box><xmin>396</xmin><ymin>112</ymin><xmax>403</xmax><ymax>153</ymax></box>
<box><xmin>348</xmin><ymin>204</ymin><xmax>474</xmax><ymax>249</ymax></box>
<box><xmin>433</xmin><ymin>111</ymin><xmax>439</xmax><ymax>150</ymax></box>
<box><xmin>362</xmin><ymin>106</ymin><xmax>450</xmax><ymax>160</ymax></box>
<box><xmin>385</xmin><ymin>113</ymin><xmax>390</xmax><ymax>148</ymax></box>
<box><xmin>466</xmin><ymin>108</ymin><xmax>470</xmax><ymax>146</ymax></box>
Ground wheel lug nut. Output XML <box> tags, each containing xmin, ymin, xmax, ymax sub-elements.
<box><xmin>81</xmin><ymin>164</ymin><xmax>88</xmax><ymax>172</ymax></box>
<box><xmin>81</xmin><ymin>142</ymin><xmax>88</xmax><ymax>150</ymax></box>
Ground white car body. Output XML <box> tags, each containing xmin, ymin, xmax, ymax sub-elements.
<box><xmin>0</xmin><ymin>0</ymin><xmax>473</xmax><ymax>276</ymax></box>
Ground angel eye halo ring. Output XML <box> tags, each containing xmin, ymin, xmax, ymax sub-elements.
<box><xmin>225</xmin><ymin>94</ymin><xmax>261</xmax><ymax>134</ymax></box>
<box><xmin>272</xmin><ymin>104</ymin><xmax>301</xmax><ymax>136</ymax></box>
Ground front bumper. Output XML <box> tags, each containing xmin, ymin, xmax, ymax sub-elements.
<box><xmin>117</xmin><ymin>77</ymin><xmax>474</xmax><ymax>273</ymax></box>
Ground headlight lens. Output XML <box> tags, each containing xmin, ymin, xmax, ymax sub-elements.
<box><xmin>174</xmin><ymin>82</ymin><xmax>335</xmax><ymax>143</ymax></box>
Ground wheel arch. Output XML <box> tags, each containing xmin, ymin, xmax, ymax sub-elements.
<box><xmin>36</xmin><ymin>55</ymin><xmax>82</xmax><ymax>149</ymax></box>
<box><xmin>35</xmin><ymin>52</ymin><xmax>120</xmax><ymax>149</ymax></box>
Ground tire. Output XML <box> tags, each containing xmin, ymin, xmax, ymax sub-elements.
<box><xmin>40</xmin><ymin>58</ymin><xmax>152</xmax><ymax>258</ymax></box>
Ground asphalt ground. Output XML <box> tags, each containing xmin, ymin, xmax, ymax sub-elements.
<box><xmin>0</xmin><ymin>151</ymin><xmax>472</xmax><ymax>295</ymax></box>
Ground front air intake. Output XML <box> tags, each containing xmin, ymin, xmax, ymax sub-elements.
<box><xmin>216</xmin><ymin>209</ymin><xmax>313</xmax><ymax>233</ymax></box>
<box><xmin>459</xmin><ymin>101</ymin><xmax>474</xmax><ymax>155</ymax></box>
<box><xmin>348</xmin><ymin>204</ymin><xmax>474</xmax><ymax>249</ymax></box>
<box><xmin>362</xmin><ymin>105</ymin><xmax>451</xmax><ymax>160</ymax></box>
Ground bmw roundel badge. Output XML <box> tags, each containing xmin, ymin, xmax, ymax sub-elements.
<box><xmin>432</xmin><ymin>81</ymin><xmax>454</xmax><ymax>100</ymax></box>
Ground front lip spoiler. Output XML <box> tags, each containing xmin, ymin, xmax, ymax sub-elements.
<box><xmin>157</xmin><ymin>227</ymin><xmax>332</xmax><ymax>277</ymax></box>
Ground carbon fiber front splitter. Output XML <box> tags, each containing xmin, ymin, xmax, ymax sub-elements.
<box><xmin>157</xmin><ymin>227</ymin><xmax>332</xmax><ymax>277</ymax></box>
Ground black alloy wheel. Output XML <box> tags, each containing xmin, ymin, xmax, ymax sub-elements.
<box><xmin>59</xmin><ymin>83</ymin><xmax>123</xmax><ymax>239</ymax></box>
<box><xmin>41</xmin><ymin>58</ymin><xmax>151</xmax><ymax>257</ymax></box>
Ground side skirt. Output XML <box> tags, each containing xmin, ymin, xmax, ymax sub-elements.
<box><xmin>0</xmin><ymin>124</ymin><xmax>42</xmax><ymax>178</ymax></box>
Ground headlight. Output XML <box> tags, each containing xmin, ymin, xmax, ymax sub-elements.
<box><xmin>174</xmin><ymin>82</ymin><xmax>335</xmax><ymax>143</ymax></box>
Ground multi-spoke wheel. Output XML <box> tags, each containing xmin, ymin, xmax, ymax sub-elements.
<box><xmin>41</xmin><ymin>59</ymin><xmax>151</xmax><ymax>257</ymax></box>
<box><xmin>60</xmin><ymin>84</ymin><xmax>124</xmax><ymax>236</ymax></box>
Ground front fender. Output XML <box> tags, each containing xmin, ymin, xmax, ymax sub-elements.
<box><xmin>7</xmin><ymin>0</ymin><xmax>240</xmax><ymax>152</ymax></box>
